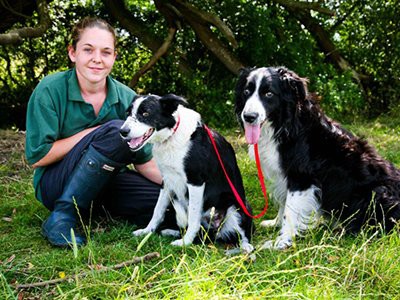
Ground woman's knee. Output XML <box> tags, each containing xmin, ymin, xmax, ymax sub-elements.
<box><xmin>91</xmin><ymin>119</ymin><xmax>132</xmax><ymax>162</ymax></box>
<box><xmin>101</xmin><ymin>119</ymin><xmax>125</xmax><ymax>132</ymax></box>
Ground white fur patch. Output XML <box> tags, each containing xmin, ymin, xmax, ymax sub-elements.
<box><xmin>217</xmin><ymin>206</ymin><xmax>254</xmax><ymax>254</ymax></box>
<box><xmin>261</xmin><ymin>185</ymin><xmax>321</xmax><ymax>250</ymax></box>
<box><xmin>256</xmin><ymin>122</ymin><xmax>288</xmax><ymax>226</ymax></box>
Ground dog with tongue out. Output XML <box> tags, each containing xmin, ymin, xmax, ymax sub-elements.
<box><xmin>120</xmin><ymin>93</ymin><xmax>255</xmax><ymax>254</ymax></box>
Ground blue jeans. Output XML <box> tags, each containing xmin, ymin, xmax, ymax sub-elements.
<box><xmin>39</xmin><ymin>120</ymin><xmax>172</xmax><ymax>226</ymax></box>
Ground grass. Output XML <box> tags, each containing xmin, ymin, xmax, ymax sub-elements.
<box><xmin>1</xmin><ymin>116</ymin><xmax>400</xmax><ymax>299</ymax></box>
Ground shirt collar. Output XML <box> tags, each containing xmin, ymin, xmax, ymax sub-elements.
<box><xmin>68</xmin><ymin>68</ymin><xmax>84</xmax><ymax>101</ymax></box>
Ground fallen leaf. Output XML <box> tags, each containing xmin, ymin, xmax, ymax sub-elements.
<box><xmin>27</xmin><ymin>262</ymin><xmax>34</xmax><ymax>269</ymax></box>
<box><xmin>6</xmin><ymin>254</ymin><xmax>15</xmax><ymax>264</ymax></box>
<box><xmin>328</xmin><ymin>255</ymin><xmax>340</xmax><ymax>263</ymax></box>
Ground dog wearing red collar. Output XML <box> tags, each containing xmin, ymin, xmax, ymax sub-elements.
<box><xmin>120</xmin><ymin>94</ymin><xmax>254</xmax><ymax>253</ymax></box>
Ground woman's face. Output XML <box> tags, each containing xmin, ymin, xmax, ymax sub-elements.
<box><xmin>68</xmin><ymin>27</ymin><xmax>116</xmax><ymax>86</ymax></box>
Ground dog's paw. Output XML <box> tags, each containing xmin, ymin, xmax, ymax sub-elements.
<box><xmin>260</xmin><ymin>218</ymin><xmax>278</xmax><ymax>228</ymax></box>
<box><xmin>260</xmin><ymin>240</ymin><xmax>275</xmax><ymax>250</ymax></box>
<box><xmin>132</xmin><ymin>228</ymin><xmax>151</xmax><ymax>237</ymax></box>
<box><xmin>274</xmin><ymin>237</ymin><xmax>292</xmax><ymax>250</ymax></box>
<box><xmin>171</xmin><ymin>239</ymin><xmax>185</xmax><ymax>247</ymax></box>
<box><xmin>171</xmin><ymin>237</ymin><xmax>194</xmax><ymax>247</ymax></box>
<box><xmin>260</xmin><ymin>237</ymin><xmax>292</xmax><ymax>250</ymax></box>
<box><xmin>241</xmin><ymin>242</ymin><xmax>254</xmax><ymax>254</ymax></box>
<box><xmin>160</xmin><ymin>229</ymin><xmax>181</xmax><ymax>237</ymax></box>
<box><xmin>224</xmin><ymin>243</ymin><xmax>254</xmax><ymax>256</ymax></box>
<box><xmin>224</xmin><ymin>248</ymin><xmax>241</xmax><ymax>256</ymax></box>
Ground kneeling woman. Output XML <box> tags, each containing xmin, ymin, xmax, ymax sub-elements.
<box><xmin>25</xmin><ymin>17</ymin><xmax>172</xmax><ymax>247</ymax></box>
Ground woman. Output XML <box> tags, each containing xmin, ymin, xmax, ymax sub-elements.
<box><xmin>25</xmin><ymin>17</ymin><xmax>167</xmax><ymax>247</ymax></box>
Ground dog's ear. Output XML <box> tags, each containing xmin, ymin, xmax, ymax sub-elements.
<box><xmin>235</xmin><ymin>67</ymin><xmax>254</xmax><ymax>96</ymax></box>
<box><xmin>126</xmin><ymin>95</ymin><xmax>139</xmax><ymax>116</ymax></box>
<box><xmin>159</xmin><ymin>94</ymin><xmax>188</xmax><ymax>115</ymax></box>
<box><xmin>278</xmin><ymin>68</ymin><xmax>308</xmax><ymax>101</ymax></box>
<box><xmin>238</xmin><ymin>67</ymin><xmax>253</xmax><ymax>78</ymax></box>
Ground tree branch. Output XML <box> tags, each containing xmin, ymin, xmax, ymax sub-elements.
<box><xmin>272</xmin><ymin>0</ymin><xmax>335</xmax><ymax>16</ymax></box>
<box><xmin>0</xmin><ymin>0</ymin><xmax>31</xmax><ymax>19</ymax></box>
<box><xmin>268</xmin><ymin>0</ymin><xmax>369</xmax><ymax>88</ymax></box>
<box><xmin>295</xmin><ymin>10</ymin><xmax>368</xmax><ymax>84</ymax></box>
<box><xmin>129</xmin><ymin>27</ymin><xmax>177</xmax><ymax>87</ymax></box>
<box><xmin>15</xmin><ymin>252</ymin><xmax>160</xmax><ymax>290</ymax></box>
<box><xmin>173</xmin><ymin>0</ymin><xmax>238</xmax><ymax>48</ymax></box>
<box><xmin>103</xmin><ymin>0</ymin><xmax>193</xmax><ymax>78</ymax></box>
<box><xmin>331</xmin><ymin>1</ymin><xmax>361</xmax><ymax>31</ymax></box>
<box><xmin>0</xmin><ymin>0</ymin><xmax>51</xmax><ymax>45</ymax></box>
<box><xmin>169</xmin><ymin>0</ymin><xmax>244</xmax><ymax>74</ymax></box>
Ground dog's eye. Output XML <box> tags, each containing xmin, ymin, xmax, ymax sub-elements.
<box><xmin>142</xmin><ymin>112</ymin><xmax>149</xmax><ymax>117</ymax></box>
<box><xmin>243</xmin><ymin>89</ymin><xmax>251</xmax><ymax>96</ymax></box>
<box><xmin>265</xmin><ymin>91</ymin><xmax>273</xmax><ymax>97</ymax></box>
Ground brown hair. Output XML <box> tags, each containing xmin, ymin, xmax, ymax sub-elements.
<box><xmin>70</xmin><ymin>17</ymin><xmax>117</xmax><ymax>50</ymax></box>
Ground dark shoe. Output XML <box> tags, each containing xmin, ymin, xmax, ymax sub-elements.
<box><xmin>42</xmin><ymin>145</ymin><xmax>124</xmax><ymax>247</ymax></box>
<box><xmin>41</xmin><ymin>211</ymin><xmax>86</xmax><ymax>247</ymax></box>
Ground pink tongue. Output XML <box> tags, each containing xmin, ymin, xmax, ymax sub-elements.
<box><xmin>244</xmin><ymin>123</ymin><xmax>261</xmax><ymax>144</ymax></box>
<box><xmin>129</xmin><ymin>136</ymin><xmax>144</xmax><ymax>148</ymax></box>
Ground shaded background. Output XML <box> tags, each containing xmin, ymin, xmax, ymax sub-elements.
<box><xmin>0</xmin><ymin>0</ymin><xmax>399</xmax><ymax>129</ymax></box>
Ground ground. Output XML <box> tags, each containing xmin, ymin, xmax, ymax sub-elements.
<box><xmin>0</xmin><ymin>129</ymin><xmax>30</xmax><ymax>181</ymax></box>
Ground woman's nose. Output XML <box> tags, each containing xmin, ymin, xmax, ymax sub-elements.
<box><xmin>91</xmin><ymin>50</ymin><xmax>101</xmax><ymax>63</ymax></box>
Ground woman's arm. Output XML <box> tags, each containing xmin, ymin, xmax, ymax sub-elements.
<box><xmin>32</xmin><ymin>126</ymin><xmax>99</xmax><ymax>168</ymax></box>
<box><xmin>134</xmin><ymin>159</ymin><xmax>163</xmax><ymax>185</ymax></box>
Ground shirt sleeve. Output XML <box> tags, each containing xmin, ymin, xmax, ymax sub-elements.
<box><xmin>25</xmin><ymin>85</ymin><xmax>60</xmax><ymax>165</ymax></box>
<box><xmin>132</xmin><ymin>144</ymin><xmax>153</xmax><ymax>164</ymax></box>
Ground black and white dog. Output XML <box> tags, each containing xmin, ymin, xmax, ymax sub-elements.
<box><xmin>120</xmin><ymin>94</ymin><xmax>254</xmax><ymax>253</ymax></box>
<box><xmin>235</xmin><ymin>66</ymin><xmax>400</xmax><ymax>250</ymax></box>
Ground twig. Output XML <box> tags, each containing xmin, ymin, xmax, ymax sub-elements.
<box><xmin>14</xmin><ymin>252</ymin><xmax>160</xmax><ymax>290</ymax></box>
<box><xmin>129</xmin><ymin>27</ymin><xmax>177</xmax><ymax>87</ymax></box>
<box><xmin>0</xmin><ymin>0</ymin><xmax>51</xmax><ymax>45</ymax></box>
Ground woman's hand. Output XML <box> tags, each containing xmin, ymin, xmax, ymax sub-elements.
<box><xmin>32</xmin><ymin>126</ymin><xmax>100</xmax><ymax>168</ymax></box>
<box><xmin>134</xmin><ymin>159</ymin><xmax>163</xmax><ymax>185</ymax></box>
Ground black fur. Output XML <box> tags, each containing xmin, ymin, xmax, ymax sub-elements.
<box><xmin>185</xmin><ymin>125</ymin><xmax>253</xmax><ymax>243</ymax></box>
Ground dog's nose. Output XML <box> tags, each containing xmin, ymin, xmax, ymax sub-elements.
<box><xmin>243</xmin><ymin>112</ymin><xmax>259</xmax><ymax>124</ymax></box>
<box><xmin>120</xmin><ymin>127</ymin><xmax>130</xmax><ymax>138</ymax></box>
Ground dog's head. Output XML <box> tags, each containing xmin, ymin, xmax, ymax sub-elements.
<box><xmin>234</xmin><ymin>66</ymin><xmax>308</xmax><ymax>144</ymax></box>
<box><xmin>120</xmin><ymin>93</ymin><xmax>187</xmax><ymax>151</ymax></box>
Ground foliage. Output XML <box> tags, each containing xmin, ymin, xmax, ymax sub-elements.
<box><xmin>0</xmin><ymin>0</ymin><xmax>398</xmax><ymax>129</ymax></box>
<box><xmin>332</xmin><ymin>0</ymin><xmax>400</xmax><ymax>114</ymax></box>
<box><xmin>1</xmin><ymin>117</ymin><xmax>400</xmax><ymax>298</ymax></box>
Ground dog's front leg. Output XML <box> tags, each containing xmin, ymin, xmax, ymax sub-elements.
<box><xmin>133</xmin><ymin>187</ymin><xmax>171</xmax><ymax>236</ymax></box>
<box><xmin>260</xmin><ymin>204</ymin><xmax>285</xmax><ymax>228</ymax></box>
<box><xmin>171</xmin><ymin>183</ymin><xmax>205</xmax><ymax>247</ymax></box>
<box><xmin>261</xmin><ymin>185</ymin><xmax>321</xmax><ymax>250</ymax></box>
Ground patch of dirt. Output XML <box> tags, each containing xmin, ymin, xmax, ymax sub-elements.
<box><xmin>0</xmin><ymin>129</ymin><xmax>31</xmax><ymax>178</ymax></box>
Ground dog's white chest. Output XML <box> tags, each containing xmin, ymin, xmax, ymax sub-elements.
<box><xmin>256</xmin><ymin>125</ymin><xmax>281</xmax><ymax>178</ymax></box>
<box><xmin>153</xmin><ymin>141</ymin><xmax>191</xmax><ymax>199</ymax></box>
<box><xmin>254</xmin><ymin>124</ymin><xmax>287</xmax><ymax>203</ymax></box>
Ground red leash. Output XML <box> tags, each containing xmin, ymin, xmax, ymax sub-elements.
<box><xmin>204</xmin><ymin>125</ymin><xmax>268</xmax><ymax>219</ymax></box>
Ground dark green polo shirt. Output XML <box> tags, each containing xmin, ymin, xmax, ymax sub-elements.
<box><xmin>25</xmin><ymin>68</ymin><xmax>152</xmax><ymax>201</ymax></box>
